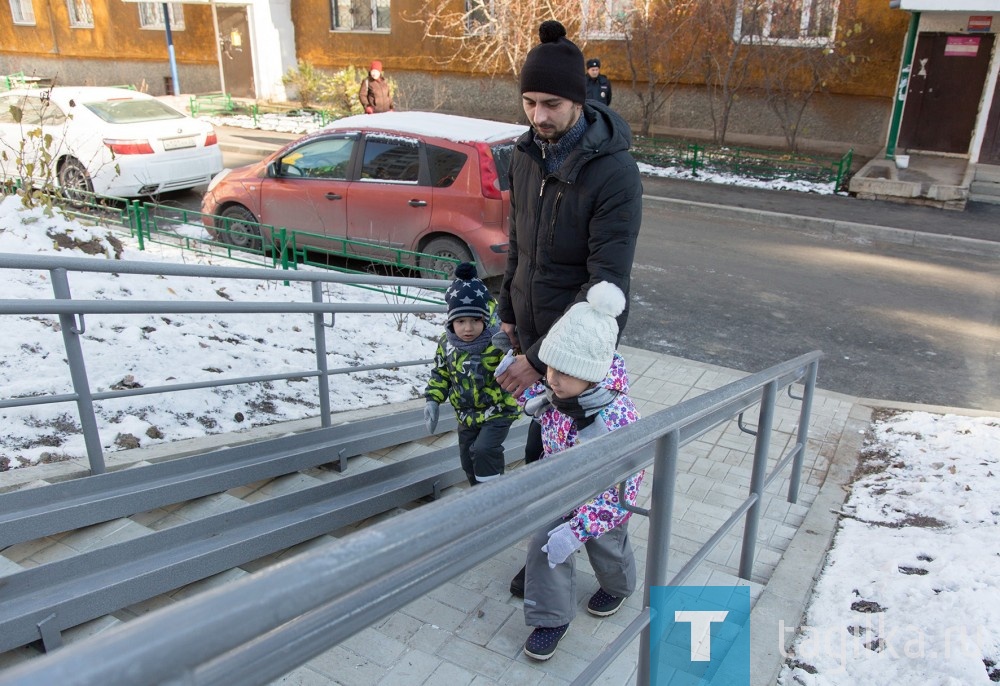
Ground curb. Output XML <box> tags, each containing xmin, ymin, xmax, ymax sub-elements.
<box><xmin>749</xmin><ymin>401</ymin><xmax>873</xmax><ymax>686</ymax></box>
<box><xmin>643</xmin><ymin>195</ymin><xmax>1000</xmax><ymax>259</ymax></box>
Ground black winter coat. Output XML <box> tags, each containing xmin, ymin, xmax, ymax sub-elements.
<box><xmin>498</xmin><ymin>102</ymin><xmax>642</xmax><ymax>372</ymax></box>
<box><xmin>586</xmin><ymin>74</ymin><xmax>612</xmax><ymax>106</ymax></box>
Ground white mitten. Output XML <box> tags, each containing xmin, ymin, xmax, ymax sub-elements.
<box><xmin>495</xmin><ymin>349</ymin><xmax>516</xmax><ymax>377</ymax></box>
<box><xmin>541</xmin><ymin>523</ymin><xmax>584</xmax><ymax>568</ymax></box>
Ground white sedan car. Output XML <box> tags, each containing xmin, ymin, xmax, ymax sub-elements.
<box><xmin>0</xmin><ymin>86</ymin><xmax>223</xmax><ymax>198</ymax></box>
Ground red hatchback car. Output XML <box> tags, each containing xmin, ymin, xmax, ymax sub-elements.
<box><xmin>201</xmin><ymin>111</ymin><xmax>527</xmax><ymax>278</ymax></box>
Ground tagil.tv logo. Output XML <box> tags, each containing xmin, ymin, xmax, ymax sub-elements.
<box><xmin>650</xmin><ymin>586</ymin><xmax>751</xmax><ymax>685</ymax></box>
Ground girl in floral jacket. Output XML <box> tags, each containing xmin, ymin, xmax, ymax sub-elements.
<box><xmin>517</xmin><ymin>281</ymin><xmax>645</xmax><ymax>661</ymax></box>
<box><xmin>424</xmin><ymin>263</ymin><xmax>519</xmax><ymax>485</ymax></box>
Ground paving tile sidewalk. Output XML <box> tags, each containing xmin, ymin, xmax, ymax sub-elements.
<box><xmin>274</xmin><ymin>346</ymin><xmax>865</xmax><ymax>686</ymax></box>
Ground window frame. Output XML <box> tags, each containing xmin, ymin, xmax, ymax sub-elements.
<box><xmin>465</xmin><ymin>0</ymin><xmax>492</xmax><ymax>36</ymax></box>
<box><xmin>138</xmin><ymin>2</ymin><xmax>185</xmax><ymax>30</ymax></box>
<box><xmin>9</xmin><ymin>0</ymin><xmax>36</xmax><ymax>25</ymax></box>
<box><xmin>66</xmin><ymin>0</ymin><xmax>94</xmax><ymax>27</ymax></box>
<box><xmin>579</xmin><ymin>0</ymin><xmax>632</xmax><ymax>41</ymax></box>
<box><xmin>734</xmin><ymin>0</ymin><xmax>839</xmax><ymax>47</ymax></box>
<box><xmin>331</xmin><ymin>0</ymin><xmax>390</xmax><ymax>33</ymax></box>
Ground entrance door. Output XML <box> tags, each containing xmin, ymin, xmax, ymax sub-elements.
<box><xmin>898</xmin><ymin>32</ymin><xmax>995</xmax><ymax>154</ymax></box>
<box><xmin>217</xmin><ymin>6</ymin><xmax>255</xmax><ymax>99</ymax></box>
<box><xmin>981</xmin><ymin>81</ymin><xmax>1000</xmax><ymax>165</ymax></box>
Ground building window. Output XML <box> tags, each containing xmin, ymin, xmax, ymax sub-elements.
<box><xmin>580</xmin><ymin>0</ymin><xmax>632</xmax><ymax>40</ymax></box>
<box><xmin>66</xmin><ymin>0</ymin><xmax>93</xmax><ymax>27</ymax></box>
<box><xmin>138</xmin><ymin>3</ymin><xmax>185</xmax><ymax>30</ymax></box>
<box><xmin>735</xmin><ymin>0</ymin><xmax>839</xmax><ymax>46</ymax></box>
<box><xmin>332</xmin><ymin>0</ymin><xmax>390</xmax><ymax>32</ymax></box>
<box><xmin>9</xmin><ymin>0</ymin><xmax>35</xmax><ymax>25</ymax></box>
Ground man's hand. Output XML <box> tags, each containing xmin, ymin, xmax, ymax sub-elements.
<box><xmin>495</xmin><ymin>354</ymin><xmax>542</xmax><ymax>398</ymax></box>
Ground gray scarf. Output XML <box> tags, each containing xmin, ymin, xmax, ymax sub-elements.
<box><xmin>534</xmin><ymin>112</ymin><xmax>589</xmax><ymax>175</ymax></box>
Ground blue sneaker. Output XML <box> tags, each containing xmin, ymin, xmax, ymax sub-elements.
<box><xmin>587</xmin><ymin>588</ymin><xmax>627</xmax><ymax>616</ymax></box>
<box><xmin>523</xmin><ymin>624</ymin><xmax>569</xmax><ymax>661</ymax></box>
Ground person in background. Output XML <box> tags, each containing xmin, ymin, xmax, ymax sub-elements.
<box><xmin>359</xmin><ymin>60</ymin><xmax>394</xmax><ymax>114</ymax></box>
<box><xmin>585</xmin><ymin>57</ymin><xmax>612</xmax><ymax>106</ymax></box>
<box><xmin>516</xmin><ymin>282</ymin><xmax>644</xmax><ymax>661</ymax></box>
<box><xmin>495</xmin><ymin>19</ymin><xmax>642</xmax><ymax>599</ymax></box>
<box><xmin>424</xmin><ymin>263</ymin><xmax>519</xmax><ymax>486</ymax></box>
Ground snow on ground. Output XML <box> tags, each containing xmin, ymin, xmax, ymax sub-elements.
<box><xmin>778</xmin><ymin>411</ymin><xmax>1000</xmax><ymax>685</ymax></box>
<box><xmin>0</xmin><ymin>195</ymin><xmax>443</xmax><ymax>471</ymax></box>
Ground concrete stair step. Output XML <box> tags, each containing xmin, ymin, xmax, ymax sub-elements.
<box><xmin>973</xmin><ymin>163</ymin><xmax>1000</xmax><ymax>183</ymax></box>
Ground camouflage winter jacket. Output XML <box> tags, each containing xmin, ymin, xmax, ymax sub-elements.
<box><xmin>424</xmin><ymin>334</ymin><xmax>520</xmax><ymax>428</ymax></box>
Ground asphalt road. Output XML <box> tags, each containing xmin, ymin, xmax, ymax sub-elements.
<box><xmin>625</xmin><ymin>194</ymin><xmax>999</xmax><ymax>411</ymax></box>
<box><xmin>164</xmin><ymin>146</ymin><xmax>999</xmax><ymax>412</ymax></box>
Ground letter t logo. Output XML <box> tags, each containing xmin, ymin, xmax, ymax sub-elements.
<box><xmin>674</xmin><ymin>610</ymin><xmax>729</xmax><ymax>661</ymax></box>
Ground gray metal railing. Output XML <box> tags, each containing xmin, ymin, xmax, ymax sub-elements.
<box><xmin>0</xmin><ymin>347</ymin><xmax>823</xmax><ymax>686</ymax></box>
<box><xmin>0</xmin><ymin>252</ymin><xmax>446</xmax><ymax>475</ymax></box>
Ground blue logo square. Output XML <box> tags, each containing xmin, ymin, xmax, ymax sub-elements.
<box><xmin>649</xmin><ymin>586</ymin><xmax>751</xmax><ymax>685</ymax></box>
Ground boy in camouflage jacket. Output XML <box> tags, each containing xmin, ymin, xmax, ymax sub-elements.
<box><xmin>424</xmin><ymin>263</ymin><xmax>519</xmax><ymax>485</ymax></box>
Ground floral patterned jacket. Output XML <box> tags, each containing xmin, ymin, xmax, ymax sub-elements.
<box><xmin>520</xmin><ymin>352</ymin><xmax>644</xmax><ymax>542</ymax></box>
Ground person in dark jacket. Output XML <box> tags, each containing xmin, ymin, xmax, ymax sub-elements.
<box><xmin>585</xmin><ymin>57</ymin><xmax>612</xmax><ymax>106</ymax></box>
<box><xmin>494</xmin><ymin>17</ymin><xmax>642</xmax><ymax>631</ymax></box>
<box><xmin>358</xmin><ymin>60</ymin><xmax>393</xmax><ymax>114</ymax></box>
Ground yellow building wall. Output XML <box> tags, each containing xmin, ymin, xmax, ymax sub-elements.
<box><xmin>1</xmin><ymin>0</ymin><xmax>217</xmax><ymax>68</ymax></box>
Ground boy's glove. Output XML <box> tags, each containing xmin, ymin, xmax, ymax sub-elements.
<box><xmin>495</xmin><ymin>349</ymin><xmax>516</xmax><ymax>377</ymax></box>
<box><xmin>424</xmin><ymin>401</ymin><xmax>440</xmax><ymax>434</ymax></box>
<box><xmin>541</xmin><ymin>523</ymin><xmax>584</xmax><ymax>568</ymax></box>
<box><xmin>491</xmin><ymin>330</ymin><xmax>514</xmax><ymax>353</ymax></box>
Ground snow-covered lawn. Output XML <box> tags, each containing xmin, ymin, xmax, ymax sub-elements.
<box><xmin>0</xmin><ymin>196</ymin><xmax>442</xmax><ymax>472</ymax></box>
<box><xmin>779</xmin><ymin>411</ymin><xmax>1000</xmax><ymax>685</ymax></box>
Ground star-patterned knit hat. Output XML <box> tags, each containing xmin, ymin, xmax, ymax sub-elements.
<box><xmin>445</xmin><ymin>263</ymin><xmax>491</xmax><ymax>327</ymax></box>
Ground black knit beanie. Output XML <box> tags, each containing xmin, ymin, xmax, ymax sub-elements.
<box><xmin>519</xmin><ymin>20</ymin><xmax>586</xmax><ymax>104</ymax></box>
<box><xmin>446</xmin><ymin>263</ymin><xmax>491</xmax><ymax>327</ymax></box>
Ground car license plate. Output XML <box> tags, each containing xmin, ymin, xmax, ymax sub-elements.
<box><xmin>163</xmin><ymin>136</ymin><xmax>196</xmax><ymax>150</ymax></box>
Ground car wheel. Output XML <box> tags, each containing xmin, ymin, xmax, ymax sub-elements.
<box><xmin>418</xmin><ymin>236</ymin><xmax>473</xmax><ymax>280</ymax></box>
<box><xmin>217</xmin><ymin>205</ymin><xmax>263</xmax><ymax>251</ymax></box>
<box><xmin>58</xmin><ymin>157</ymin><xmax>93</xmax><ymax>204</ymax></box>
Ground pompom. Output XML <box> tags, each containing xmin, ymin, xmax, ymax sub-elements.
<box><xmin>538</xmin><ymin>20</ymin><xmax>567</xmax><ymax>43</ymax></box>
<box><xmin>454</xmin><ymin>262</ymin><xmax>477</xmax><ymax>280</ymax></box>
<box><xmin>586</xmin><ymin>281</ymin><xmax>626</xmax><ymax>318</ymax></box>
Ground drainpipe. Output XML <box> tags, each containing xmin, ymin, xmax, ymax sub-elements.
<box><xmin>886</xmin><ymin>11</ymin><xmax>920</xmax><ymax>159</ymax></box>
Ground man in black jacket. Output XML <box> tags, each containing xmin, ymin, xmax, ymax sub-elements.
<box><xmin>495</xmin><ymin>19</ymin><xmax>643</xmax><ymax>629</ymax></box>
<box><xmin>585</xmin><ymin>57</ymin><xmax>612</xmax><ymax>106</ymax></box>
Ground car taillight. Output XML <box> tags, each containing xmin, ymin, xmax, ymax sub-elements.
<box><xmin>205</xmin><ymin>132</ymin><xmax>218</xmax><ymax>146</ymax></box>
<box><xmin>475</xmin><ymin>142</ymin><xmax>502</xmax><ymax>200</ymax></box>
<box><xmin>104</xmin><ymin>139</ymin><xmax>154</xmax><ymax>155</ymax></box>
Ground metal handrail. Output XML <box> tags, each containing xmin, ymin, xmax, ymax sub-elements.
<box><xmin>0</xmin><ymin>253</ymin><xmax>446</xmax><ymax>474</ymax></box>
<box><xmin>0</xmin><ymin>351</ymin><xmax>823</xmax><ymax>686</ymax></box>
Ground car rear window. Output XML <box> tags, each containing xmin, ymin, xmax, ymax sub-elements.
<box><xmin>427</xmin><ymin>145</ymin><xmax>467</xmax><ymax>188</ymax></box>
<box><xmin>490</xmin><ymin>142</ymin><xmax>515</xmax><ymax>191</ymax></box>
<box><xmin>84</xmin><ymin>99</ymin><xmax>186</xmax><ymax>124</ymax></box>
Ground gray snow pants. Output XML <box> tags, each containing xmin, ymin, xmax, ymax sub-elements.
<box><xmin>523</xmin><ymin>516</ymin><xmax>636</xmax><ymax>628</ymax></box>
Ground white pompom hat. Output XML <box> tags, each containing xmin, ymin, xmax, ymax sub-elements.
<box><xmin>539</xmin><ymin>281</ymin><xmax>626</xmax><ymax>383</ymax></box>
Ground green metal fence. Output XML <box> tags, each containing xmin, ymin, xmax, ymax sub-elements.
<box><xmin>631</xmin><ymin>137</ymin><xmax>854</xmax><ymax>192</ymax></box>
<box><xmin>0</xmin><ymin>186</ymin><xmax>450</xmax><ymax>304</ymax></box>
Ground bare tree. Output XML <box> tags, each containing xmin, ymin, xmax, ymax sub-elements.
<box><xmin>695</xmin><ymin>0</ymin><xmax>759</xmax><ymax>144</ymax></box>
<box><xmin>758</xmin><ymin>1</ymin><xmax>868</xmax><ymax>150</ymax></box>
<box><xmin>406</xmin><ymin>0</ymin><xmax>577</xmax><ymax>78</ymax></box>
<box><xmin>617</xmin><ymin>0</ymin><xmax>701</xmax><ymax>137</ymax></box>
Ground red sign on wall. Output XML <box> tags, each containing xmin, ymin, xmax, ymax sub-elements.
<box><xmin>968</xmin><ymin>16</ymin><xmax>992</xmax><ymax>32</ymax></box>
<box><xmin>945</xmin><ymin>36</ymin><xmax>980</xmax><ymax>57</ymax></box>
